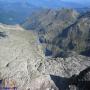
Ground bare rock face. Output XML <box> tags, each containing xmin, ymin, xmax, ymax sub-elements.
<box><xmin>44</xmin><ymin>56</ymin><xmax>90</xmax><ymax>77</ymax></box>
<box><xmin>28</xmin><ymin>75</ymin><xmax>59</xmax><ymax>90</ymax></box>
<box><xmin>0</xmin><ymin>24</ymin><xmax>45</xmax><ymax>90</ymax></box>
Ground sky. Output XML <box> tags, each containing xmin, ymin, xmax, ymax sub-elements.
<box><xmin>62</xmin><ymin>0</ymin><xmax>90</xmax><ymax>3</ymax></box>
<box><xmin>0</xmin><ymin>0</ymin><xmax>89</xmax><ymax>7</ymax></box>
<box><xmin>0</xmin><ymin>0</ymin><xmax>90</xmax><ymax>3</ymax></box>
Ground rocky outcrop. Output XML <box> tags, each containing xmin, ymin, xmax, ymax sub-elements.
<box><xmin>44</xmin><ymin>55</ymin><xmax>90</xmax><ymax>77</ymax></box>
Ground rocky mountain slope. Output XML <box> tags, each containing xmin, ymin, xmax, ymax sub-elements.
<box><xmin>22</xmin><ymin>9</ymin><xmax>90</xmax><ymax>58</ymax></box>
<box><xmin>53</xmin><ymin>11</ymin><xmax>90</xmax><ymax>57</ymax></box>
<box><xmin>0</xmin><ymin>24</ymin><xmax>45</xmax><ymax>90</ymax></box>
<box><xmin>22</xmin><ymin>9</ymin><xmax>79</xmax><ymax>42</ymax></box>
<box><xmin>0</xmin><ymin>24</ymin><xmax>90</xmax><ymax>90</ymax></box>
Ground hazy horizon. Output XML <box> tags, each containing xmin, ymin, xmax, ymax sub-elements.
<box><xmin>0</xmin><ymin>0</ymin><xmax>90</xmax><ymax>6</ymax></box>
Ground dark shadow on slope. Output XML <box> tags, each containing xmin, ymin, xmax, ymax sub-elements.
<box><xmin>0</xmin><ymin>32</ymin><xmax>7</xmax><ymax>38</ymax></box>
<box><xmin>50</xmin><ymin>67</ymin><xmax>90</xmax><ymax>90</ymax></box>
<box><xmin>53</xmin><ymin>51</ymin><xmax>69</xmax><ymax>58</ymax></box>
<box><xmin>45</xmin><ymin>48</ymin><xmax>52</xmax><ymax>56</ymax></box>
<box><xmin>50</xmin><ymin>75</ymin><xmax>69</xmax><ymax>90</ymax></box>
<box><xmin>80</xmin><ymin>49</ymin><xmax>90</xmax><ymax>57</ymax></box>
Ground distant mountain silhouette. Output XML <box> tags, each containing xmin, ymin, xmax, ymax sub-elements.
<box><xmin>0</xmin><ymin>0</ymin><xmax>87</xmax><ymax>24</ymax></box>
<box><xmin>0</xmin><ymin>1</ymin><xmax>39</xmax><ymax>24</ymax></box>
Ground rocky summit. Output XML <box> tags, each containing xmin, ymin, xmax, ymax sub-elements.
<box><xmin>0</xmin><ymin>24</ymin><xmax>90</xmax><ymax>90</ymax></box>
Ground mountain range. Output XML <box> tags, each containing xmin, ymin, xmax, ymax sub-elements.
<box><xmin>0</xmin><ymin>0</ymin><xmax>39</xmax><ymax>24</ymax></box>
<box><xmin>0</xmin><ymin>0</ymin><xmax>88</xmax><ymax>8</ymax></box>
<box><xmin>0</xmin><ymin>0</ymin><xmax>89</xmax><ymax>24</ymax></box>
<box><xmin>22</xmin><ymin>9</ymin><xmax>90</xmax><ymax>58</ymax></box>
